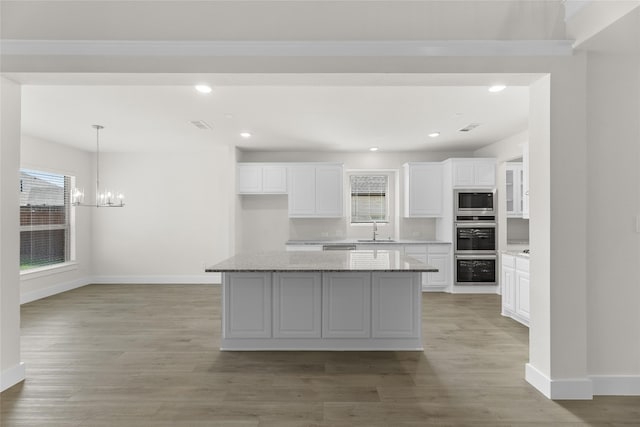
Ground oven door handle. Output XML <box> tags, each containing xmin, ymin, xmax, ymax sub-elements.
<box><xmin>455</xmin><ymin>254</ymin><xmax>497</xmax><ymax>260</ymax></box>
<box><xmin>455</xmin><ymin>222</ymin><xmax>497</xmax><ymax>228</ymax></box>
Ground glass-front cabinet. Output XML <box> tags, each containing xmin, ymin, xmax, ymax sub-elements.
<box><xmin>505</xmin><ymin>163</ymin><xmax>524</xmax><ymax>218</ymax></box>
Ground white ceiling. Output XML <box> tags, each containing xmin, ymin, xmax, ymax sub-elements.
<box><xmin>18</xmin><ymin>73</ymin><xmax>531</xmax><ymax>153</ymax></box>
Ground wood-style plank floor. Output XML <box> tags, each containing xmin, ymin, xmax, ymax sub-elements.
<box><xmin>2</xmin><ymin>284</ymin><xmax>639</xmax><ymax>426</ymax></box>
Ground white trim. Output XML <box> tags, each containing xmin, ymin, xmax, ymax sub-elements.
<box><xmin>21</xmin><ymin>276</ymin><xmax>90</xmax><ymax>304</ymax></box>
<box><xmin>526</xmin><ymin>363</ymin><xmax>594</xmax><ymax>400</ymax></box>
<box><xmin>1</xmin><ymin>362</ymin><xmax>26</xmax><ymax>392</ymax></box>
<box><xmin>591</xmin><ymin>375</ymin><xmax>640</xmax><ymax>396</ymax></box>
<box><xmin>91</xmin><ymin>274</ymin><xmax>221</xmax><ymax>285</ymax></box>
<box><xmin>1</xmin><ymin>39</ymin><xmax>574</xmax><ymax>57</ymax></box>
<box><xmin>20</xmin><ymin>261</ymin><xmax>78</xmax><ymax>280</ymax></box>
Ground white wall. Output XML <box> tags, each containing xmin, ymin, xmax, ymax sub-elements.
<box><xmin>474</xmin><ymin>130</ymin><xmax>530</xmax><ymax>252</ymax></box>
<box><xmin>584</xmin><ymin>10</ymin><xmax>640</xmax><ymax>380</ymax></box>
<box><xmin>19</xmin><ymin>135</ymin><xmax>93</xmax><ymax>302</ymax></box>
<box><xmin>236</xmin><ymin>150</ymin><xmax>471</xmax><ymax>252</ymax></box>
<box><xmin>1</xmin><ymin>77</ymin><xmax>25</xmax><ymax>391</ymax></box>
<box><xmin>91</xmin><ymin>148</ymin><xmax>232</xmax><ymax>283</ymax></box>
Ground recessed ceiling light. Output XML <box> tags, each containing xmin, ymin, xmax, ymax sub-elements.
<box><xmin>428</xmin><ymin>132</ymin><xmax>441</xmax><ymax>138</ymax></box>
<box><xmin>195</xmin><ymin>85</ymin><xmax>212</xmax><ymax>94</ymax></box>
<box><xmin>369</xmin><ymin>147</ymin><xmax>379</xmax><ymax>152</ymax></box>
<box><xmin>488</xmin><ymin>85</ymin><xmax>506</xmax><ymax>93</ymax></box>
<box><xmin>240</xmin><ymin>132</ymin><xmax>252</xmax><ymax>139</ymax></box>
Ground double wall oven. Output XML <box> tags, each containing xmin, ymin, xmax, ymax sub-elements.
<box><xmin>454</xmin><ymin>190</ymin><xmax>497</xmax><ymax>286</ymax></box>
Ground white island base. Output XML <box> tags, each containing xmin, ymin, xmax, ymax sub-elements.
<box><xmin>221</xmin><ymin>271</ymin><xmax>423</xmax><ymax>351</ymax></box>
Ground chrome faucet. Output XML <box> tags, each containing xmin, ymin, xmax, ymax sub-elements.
<box><xmin>372</xmin><ymin>220</ymin><xmax>378</xmax><ymax>241</ymax></box>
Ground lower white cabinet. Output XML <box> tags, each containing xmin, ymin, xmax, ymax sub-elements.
<box><xmin>501</xmin><ymin>254</ymin><xmax>529</xmax><ymax>326</ymax></box>
<box><xmin>515</xmin><ymin>258</ymin><xmax>530</xmax><ymax>320</ymax></box>
<box><xmin>322</xmin><ymin>272</ymin><xmax>371</xmax><ymax>338</ymax></box>
<box><xmin>404</xmin><ymin>244</ymin><xmax>451</xmax><ymax>292</ymax></box>
<box><xmin>224</xmin><ymin>272</ymin><xmax>272</xmax><ymax>338</ymax></box>
<box><xmin>273</xmin><ymin>273</ymin><xmax>321</xmax><ymax>338</ymax></box>
<box><xmin>221</xmin><ymin>271</ymin><xmax>424</xmax><ymax>350</ymax></box>
<box><xmin>372</xmin><ymin>272</ymin><xmax>420</xmax><ymax>338</ymax></box>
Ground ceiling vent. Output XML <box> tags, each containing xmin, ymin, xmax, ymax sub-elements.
<box><xmin>190</xmin><ymin>120</ymin><xmax>212</xmax><ymax>130</ymax></box>
<box><xmin>459</xmin><ymin>123</ymin><xmax>481</xmax><ymax>132</ymax></box>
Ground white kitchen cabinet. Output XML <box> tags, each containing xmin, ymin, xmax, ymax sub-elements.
<box><xmin>273</xmin><ymin>273</ymin><xmax>321</xmax><ymax>338</ymax></box>
<box><xmin>224</xmin><ymin>273</ymin><xmax>272</xmax><ymax>338</ymax></box>
<box><xmin>451</xmin><ymin>158</ymin><xmax>497</xmax><ymax>188</ymax></box>
<box><xmin>501</xmin><ymin>253</ymin><xmax>529</xmax><ymax>326</ymax></box>
<box><xmin>506</xmin><ymin>163</ymin><xmax>524</xmax><ymax>217</ymax></box>
<box><xmin>237</xmin><ymin>163</ymin><xmax>287</xmax><ymax>194</ymax></box>
<box><xmin>522</xmin><ymin>143</ymin><xmax>530</xmax><ymax>219</ymax></box>
<box><xmin>403</xmin><ymin>163</ymin><xmax>443</xmax><ymax>217</ymax></box>
<box><xmin>372</xmin><ymin>272</ymin><xmax>420</xmax><ymax>338</ymax></box>
<box><xmin>426</xmin><ymin>244</ymin><xmax>451</xmax><ymax>291</ymax></box>
<box><xmin>501</xmin><ymin>254</ymin><xmax>516</xmax><ymax>314</ymax></box>
<box><xmin>288</xmin><ymin>163</ymin><xmax>343</xmax><ymax>218</ymax></box>
<box><xmin>515</xmin><ymin>257</ymin><xmax>530</xmax><ymax>321</ymax></box>
<box><xmin>322</xmin><ymin>272</ymin><xmax>371</xmax><ymax>338</ymax></box>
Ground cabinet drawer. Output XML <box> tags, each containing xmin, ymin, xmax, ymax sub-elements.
<box><xmin>427</xmin><ymin>244</ymin><xmax>451</xmax><ymax>255</ymax></box>
<box><xmin>502</xmin><ymin>254</ymin><xmax>516</xmax><ymax>268</ymax></box>
<box><xmin>516</xmin><ymin>257</ymin><xmax>529</xmax><ymax>272</ymax></box>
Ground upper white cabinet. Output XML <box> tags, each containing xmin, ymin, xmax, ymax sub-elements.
<box><xmin>522</xmin><ymin>143</ymin><xmax>530</xmax><ymax>219</ymax></box>
<box><xmin>403</xmin><ymin>163</ymin><xmax>443</xmax><ymax>217</ymax></box>
<box><xmin>288</xmin><ymin>163</ymin><xmax>343</xmax><ymax>218</ymax></box>
<box><xmin>451</xmin><ymin>158</ymin><xmax>496</xmax><ymax>188</ymax></box>
<box><xmin>237</xmin><ymin>163</ymin><xmax>287</xmax><ymax>194</ymax></box>
<box><xmin>506</xmin><ymin>163</ymin><xmax>524</xmax><ymax>217</ymax></box>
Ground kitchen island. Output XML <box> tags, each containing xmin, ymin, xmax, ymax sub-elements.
<box><xmin>206</xmin><ymin>250</ymin><xmax>437</xmax><ymax>351</ymax></box>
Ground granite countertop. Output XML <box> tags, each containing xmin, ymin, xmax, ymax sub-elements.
<box><xmin>502</xmin><ymin>250</ymin><xmax>530</xmax><ymax>258</ymax></box>
<box><xmin>206</xmin><ymin>250</ymin><xmax>439</xmax><ymax>273</ymax></box>
<box><xmin>286</xmin><ymin>239</ymin><xmax>451</xmax><ymax>246</ymax></box>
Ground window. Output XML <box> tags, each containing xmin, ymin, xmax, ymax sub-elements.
<box><xmin>350</xmin><ymin>175</ymin><xmax>389</xmax><ymax>223</ymax></box>
<box><xmin>19</xmin><ymin>169</ymin><xmax>73</xmax><ymax>270</ymax></box>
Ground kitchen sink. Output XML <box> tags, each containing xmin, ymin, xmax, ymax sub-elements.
<box><xmin>357</xmin><ymin>239</ymin><xmax>397</xmax><ymax>243</ymax></box>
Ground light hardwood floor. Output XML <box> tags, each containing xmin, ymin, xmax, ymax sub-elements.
<box><xmin>2</xmin><ymin>284</ymin><xmax>639</xmax><ymax>426</ymax></box>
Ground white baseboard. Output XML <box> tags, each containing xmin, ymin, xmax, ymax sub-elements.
<box><xmin>591</xmin><ymin>375</ymin><xmax>640</xmax><ymax>395</ymax></box>
<box><xmin>21</xmin><ymin>277</ymin><xmax>91</xmax><ymax>304</ymax></box>
<box><xmin>1</xmin><ymin>362</ymin><xmax>26</xmax><ymax>392</ymax></box>
<box><xmin>526</xmin><ymin>363</ymin><xmax>593</xmax><ymax>400</ymax></box>
<box><xmin>91</xmin><ymin>274</ymin><xmax>222</xmax><ymax>285</ymax></box>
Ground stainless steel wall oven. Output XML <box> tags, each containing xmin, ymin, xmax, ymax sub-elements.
<box><xmin>454</xmin><ymin>189</ymin><xmax>498</xmax><ymax>286</ymax></box>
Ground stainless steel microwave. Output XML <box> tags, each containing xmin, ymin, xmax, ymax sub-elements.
<box><xmin>454</xmin><ymin>189</ymin><xmax>496</xmax><ymax>216</ymax></box>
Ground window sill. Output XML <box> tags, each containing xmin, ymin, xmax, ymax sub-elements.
<box><xmin>20</xmin><ymin>262</ymin><xmax>79</xmax><ymax>280</ymax></box>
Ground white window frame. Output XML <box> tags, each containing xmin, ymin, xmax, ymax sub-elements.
<box><xmin>18</xmin><ymin>167</ymin><xmax>77</xmax><ymax>273</ymax></box>
<box><xmin>348</xmin><ymin>173</ymin><xmax>391</xmax><ymax>225</ymax></box>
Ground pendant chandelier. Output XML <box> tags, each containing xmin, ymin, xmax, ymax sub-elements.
<box><xmin>72</xmin><ymin>125</ymin><xmax>125</xmax><ymax>207</ymax></box>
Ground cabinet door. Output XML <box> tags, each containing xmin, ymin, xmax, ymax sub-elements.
<box><xmin>515</xmin><ymin>271</ymin><xmax>530</xmax><ymax>319</ymax></box>
<box><xmin>475</xmin><ymin>161</ymin><xmax>496</xmax><ymax>187</ymax></box>
<box><xmin>406</xmin><ymin>164</ymin><xmax>443</xmax><ymax>217</ymax></box>
<box><xmin>237</xmin><ymin>164</ymin><xmax>262</xmax><ymax>194</ymax></box>
<box><xmin>224</xmin><ymin>273</ymin><xmax>272</xmax><ymax>338</ymax></box>
<box><xmin>502</xmin><ymin>266</ymin><xmax>516</xmax><ymax>313</ymax></box>
<box><xmin>262</xmin><ymin>166</ymin><xmax>287</xmax><ymax>193</ymax></box>
<box><xmin>505</xmin><ymin>167</ymin><xmax>515</xmax><ymax>215</ymax></box>
<box><xmin>452</xmin><ymin>161</ymin><xmax>475</xmax><ymax>187</ymax></box>
<box><xmin>273</xmin><ymin>273</ymin><xmax>321</xmax><ymax>338</ymax></box>
<box><xmin>372</xmin><ymin>272</ymin><xmax>420</xmax><ymax>338</ymax></box>
<box><xmin>315</xmin><ymin>165</ymin><xmax>343</xmax><ymax>217</ymax></box>
<box><xmin>522</xmin><ymin>142</ymin><xmax>530</xmax><ymax>219</ymax></box>
<box><xmin>288</xmin><ymin>166</ymin><xmax>316</xmax><ymax>216</ymax></box>
<box><xmin>426</xmin><ymin>254</ymin><xmax>449</xmax><ymax>289</ymax></box>
<box><xmin>322</xmin><ymin>272</ymin><xmax>371</xmax><ymax>338</ymax></box>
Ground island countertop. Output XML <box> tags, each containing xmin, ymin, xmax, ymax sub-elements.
<box><xmin>205</xmin><ymin>250</ymin><xmax>438</xmax><ymax>273</ymax></box>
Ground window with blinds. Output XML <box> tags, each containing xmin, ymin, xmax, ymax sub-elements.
<box><xmin>19</xmin><ymin>169</ymin><xmax>72</xmax><ymax>270</ymax></box>
<box><xmin>350</xmin><ymin>175</ymin><xmax>389</xmax><ymax>223</ymax></box>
